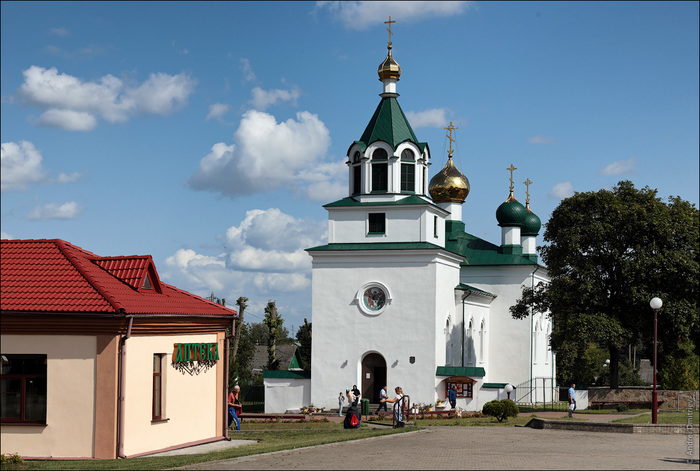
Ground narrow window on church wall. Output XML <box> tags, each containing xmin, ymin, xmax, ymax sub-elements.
<box><xmin>353</xmin><ymin>166</ymin><xmax>361</xmax><ymax>194</ymax></box>
<box><xmin>479</xmin><ymin>320</ymin><xmax>485</xmax><ymax>362</ymax></box>
<box><xmin>372</xmin><ymin>163</ymin><xmax>388</xmax><ymax>192</ymax></box>
<box><xmin>401</xmin><ymin>163</ymin><xmax>415</xmax><ymax>192</ymax></box>
<box><xmin>466</xmin><ymin>320</ymin><xmax>473</xmax><ymax>364</ymax></box>
<box><xmin>368</xmin><ymin>213</ymin><xmax>386</xmax><ymax>234</ymax></box>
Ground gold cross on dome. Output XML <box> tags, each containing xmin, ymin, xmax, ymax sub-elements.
<box><xmin>523</xmin><ymin>178</ymin><xmax>533</xmax><ymax>205</ymax></box>
<box><xmin>507</xmin><ymin>164</ymin><xmax>517</xmax><ymax>191</ymax></box>
<box><xmin>385</xmin><ymin>16</ymin><xmax>396</xmax><ymax>45</ymax></box>
<box><xmin>444</xmin><ymin>122</ymin><xmax>458</xmax><ymax>155</ymax></box>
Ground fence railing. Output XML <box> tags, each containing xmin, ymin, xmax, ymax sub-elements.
<box><xmin>393</xmin><ymin>395</ymin><xmax>411</xmax><ymax>428</ymax></box>
<box><xmin>515</xmin><ymin>377</ymin><xmax>557</xmax><ymax>407</ymax></box>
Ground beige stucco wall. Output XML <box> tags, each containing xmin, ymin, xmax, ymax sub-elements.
<box><xmin>123</xmin><ymin>333</ymin><xmax>221</xmax><ymax>456</ymax></box>
<box><xmin>0</xmin><ymin>335</ymin><xmax>96</xmax><ymax>458</ymax></box>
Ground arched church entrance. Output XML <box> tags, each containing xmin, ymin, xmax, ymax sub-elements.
<box><xmin>361</xmin><ymin>353</ymin><xmax>387</xmax><ymax>404</ymax></box>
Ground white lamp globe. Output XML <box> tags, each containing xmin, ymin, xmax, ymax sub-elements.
<box><xmin>504</xmin><ymin>384</ymin><xmax>513</xmax><ymax>394</ymax></box>
<box><xmin>650</xmin><ymin>297</ymin><xmax>663</xmax><ymax>310</ymax></box>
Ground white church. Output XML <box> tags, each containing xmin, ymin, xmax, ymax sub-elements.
<box><xmin>264</xmin><ymin>23</ymin><xmax>554</xmax><ymax>413</ymax></box>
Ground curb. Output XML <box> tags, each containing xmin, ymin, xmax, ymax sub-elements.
<box><xmin>525</xmin><ymin>418</ymin><xmax>700</xmax><ymax>434</ymax></box>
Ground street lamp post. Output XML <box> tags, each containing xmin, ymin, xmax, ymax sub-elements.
<box><xmin>505</xmin><ymin>383</ymin><xmax>513</xmax><ymax>400</ymax></box>
<box><xmin>649</xmin><ymin>297</ymin><xmax>663</xmax><ymax>424</ymax></box>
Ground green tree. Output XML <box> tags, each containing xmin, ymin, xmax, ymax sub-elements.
<box><xmin>511</xmin><ymin>181</ymin><xmax>699</xmax><ymax>388</ymax></box>
<box><xmin>482</xmin><ymin>399</ymin><xmax>519</xmax><ymax>422</ymax></box>
<box><xmin>296</xmin><ymin>318</ymin><xmax>312</xmax><ymax>370</ymax></box>
<box><xmin>658</xmin><ymin>339</ymin><xmax>700</xmax><ymax>390</ymax></box>
<box><xmin>264</xmin><ymin>300</ymin><xmax>284</xmax><ymax>370</ymax></box>
<box><xmin>229</xmin><ymin>322</ymin><xmax>256</xmax><ymax>386</ymax></box>
<box><xmin>248</xmin><ymin>321</ymin><xmax>292</xmax><ymax>346</ymax></box>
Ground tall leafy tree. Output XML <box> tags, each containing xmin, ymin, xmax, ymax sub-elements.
<box><xmin>296</xmin><ymin>318</ymin><xmax>312</xmax><ymax>371</ymax></box>
<box><xmin>511</xmin><ymin>181</ymin><xmax>698</xmax><ymax>388</ymax></box>
<box><xmin>264</xmin><ymin>300</ymin><xmax>284</xmax><ymax>371</ymax></box>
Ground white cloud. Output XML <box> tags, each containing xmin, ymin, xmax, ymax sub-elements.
<box><xmin>161</xmin><ymin>208</ymin><xmax>326</xmax><ymax>322</ymax></box>
<box><xmin>49</xmin><ymin>27</ymin><xmax>69</xmax><ymax>37</ymax></box>
<box><xmin>240</xmin><ymin>58</ymin><xmax>257</xmax><ymax>82</ymax></box>
<box><xmin>16</xmin><ymin>66</ymin><xmax>196</xmax><ymax>130</ymax></box>
<box><xmin>1</xmin><ymin>231</ymin><xmax>14</xmax><ymax>239</ymax></box>
<box><xmin>35</xmin><ymin>109</ymin><xmax>97</xmax><ymax>131</ymax></box>
<box><xmin>598</xmin><ymin>158</ymin><xmax>636</xmax><ymax>176</ymax></box>
<box><xmin>549</xmin><ymin>182</ymin><xmax>574</xmax><ymax>199</ymax></box>
<box><xmin>27</xmin><ymin>201</ymin><xmax>82</xmax><ymax>220</ymax></box>
<box><xmin>404</xmin><ymin>108</ymin><xmax>451</xmax><ymax>128</ymax></box>
<box><xmin>1</xmin><ymin>141</ymin><xmax>47</xmax><ymax>191</ymax></box>
<box><xmin>249</xmin><ymin>86</ymin><xmax>301</xmax><ymax>110</ymax></box>
<box><xmin>316</xmin><ymin>1</ymin><xmax>474</xmax><ymax>30</ymax></box>
<box><xmin>2</xmin><ymin>140</ymin><xmax>82</xmax><ymax>192</ymax></box>
<box><xmin>188</xmin><ymin>110</ymin><xmax>344</xmax><ymax>201</ymax></box>
<box><xmin>206</xmin><ymin>103</ymin><xmax>230</xmax><ymax>121</ymax></box>
<box><xmin>528</xmin><ymin>134</ymin><xmax>555</xmax><ymax>144</ymax></box>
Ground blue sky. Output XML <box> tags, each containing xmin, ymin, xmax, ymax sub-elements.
<box><xmin>2</xmin><ymin>1</ymin><xmax>698</xmax><ymax>332</ymax></box>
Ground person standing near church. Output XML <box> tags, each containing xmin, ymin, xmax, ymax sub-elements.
<box><xmin>385</xmin><ymin>386</ymin><xmax>405</xmax><ymax>426</ymax></box>
<box><xmin>351</xmin><ymin>385</ymin><xmax>361</xmax><ymax>406</ymax></box>
<box><xmin>448</xmin><ymin>384</ymin><xmax>457</xmax><ymax>409</ymax></box>
<box><xmin>228</xmin><ymin>385</ymin><xmax>242</xmax><ymax>430</ymax></box>
<box><xmin>376</xmin><ymin>385</ymin><xmax>388</xmax><ymax>415</ymax></box>
<box><xmin>338</xmin><ymin>391</ymin><xmax>345</xmax><ymax>416</ymax></box>
<box><xmin>568</xmin><ymin>383</ymin><xmax>576</xmax><ymax>417</ymax></box>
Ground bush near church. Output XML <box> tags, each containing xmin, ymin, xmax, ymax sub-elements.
<box><xmin>482</xmin><ymin>399</ymin><xmax>519</xmax><ymax>422</ymax></box>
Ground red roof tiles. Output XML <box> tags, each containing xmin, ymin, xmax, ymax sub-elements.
<box><xmin>1</xmin><ymin>239</ymin><xmax>237</xmax><ymax>317</ymax></box>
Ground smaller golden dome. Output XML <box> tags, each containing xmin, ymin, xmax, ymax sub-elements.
<box><xmin>378</xmin><ymin>46</ymin><xmax>401</xmax><ymax>81</ymax></box>
<box><xmin>429</xmin><ymin>156</ymin><xmax>470</xmax><ymax>204</ymax></box>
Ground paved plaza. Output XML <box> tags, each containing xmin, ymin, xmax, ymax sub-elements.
<box><xmin>179</xmin><ymin>425</ymin><xmax>698</xmax><ymax>470</ymax></box>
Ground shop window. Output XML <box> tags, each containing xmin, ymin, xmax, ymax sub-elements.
<box><xmin>152</xmin><ymin>353</ymin><xmax>166</xmax><ymax>421</ymax></box>
<box><xmin>0</xmin><ymin>354</ymin><xmax>47</xmax><ymax>424</ymax></box>
<box><xmin>368</xmin><ymin>213</ymin><xmax>386</xmax><ymax>235</ymax></box>
<box><xmin>353</xmin><ymin>166</ymin><xmax>362</xmax><ymax>194</ymax></box>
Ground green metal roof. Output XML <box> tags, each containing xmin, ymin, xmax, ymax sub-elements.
<box><xmin>307</xmin><ymin>242</ymin><xmax>444</xmax><ymax>252</ymax></box>
<box><xmin>455</xmin><ymin>284</ymin><xmax>497</xmax><ymax>298</ymax></box>
<box><xmin>436</xmin><ymin>366</ymin><xmax>486</xmax><ymax>377</ymax></box>
<box><xmin>482</xmin><ymin>382</ymin><xmax>508</xmax><ymax>388</ymax></box>
<box><xmin>445</xmin><ymin>221</ymin><xmax>541</xmax><ymax>267</ymax></box>
<box><xmin>262</xmin><ymin>370</ymin><xmax>311</xmax><ymax>379</ymax></box>
<box><xmin>355</xmin><ymin>96</ymin><xmax>428</xmax><ymax>153</ymax></box>
<box><xmin>323</xmin><ymin>194</ymin><xmax>436</xmax><ymax>208</ymax></box>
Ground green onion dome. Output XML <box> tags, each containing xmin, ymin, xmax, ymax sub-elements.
<box><xmin>522</xmin><ymin>209</ymin><xmax>542</xmax><ymax>235</ymax></box>
<box><xmin>496</xmin><ymin>194</ymin><xmax>527</xmax><ymax>227</ymax></box>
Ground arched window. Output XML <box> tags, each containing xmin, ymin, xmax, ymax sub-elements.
<box><xmin>479</xmin><ymin>320</ymin><xmax>485</xmax><ymax>362</ymax></box>
<box><xmin>466</xmin><ymin>320</ymin><xmax>473</xmax><ymax>364</ymax></box>
<box><xmin>371</xmin><ymin>148</ymin><xmax>388</xmax><ymax>192</ymax></box>
<box><xmin>533</xmin><ymin>320</ymin><xmax>540</xmax><ymax>364</ymax></box>
<box><xmin>445</xmin><ymin>317</ymin><xmax>452</xmax><ymax>365</ymax></box>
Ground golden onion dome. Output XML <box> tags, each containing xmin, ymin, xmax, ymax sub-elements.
<box><xmin>378</xmin><ymin>45</ymin><xmax>401</xmax><ymax>81</ymax></box>
<box><xmin>429</xmin><ymin>156</ymin><xmax>470</xmax><ymax>204</ymax></box>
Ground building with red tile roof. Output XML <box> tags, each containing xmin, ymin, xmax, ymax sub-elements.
<box><xmin>1</xmin><ymin>239</ymin><xmax>238</xmax><ymax>459</ymax></box>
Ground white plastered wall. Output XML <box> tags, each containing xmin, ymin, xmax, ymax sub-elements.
<box><xmin>264</xmin><ymin>378</ymin><xmax>311</xmax><ymax>413</ymax></box>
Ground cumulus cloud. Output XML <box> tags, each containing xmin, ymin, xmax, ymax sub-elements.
<box><xmin>1</xmin><ymin>141</ymin><xmax>47</xmax><ymax>191</ymax></box>
<box><xmin>187</xmin><ymin>109</ymin><xmax>345</xmax><ymax>201</ymax></box>
<box><xmin>316</xmin><ymin>1</ymin><xmax>474</xmax><ymax>30</ymax></box>
<box><xmin>598</xmin><ymin>158</ymin><xmax>636</xmax><ymax>176</ymax></box>
<box><xmin>27</xmin><ymin>201</ymin><xmax>82</xmax><ymax>220</ymax></box>
<box><xmin>16</xmin><ymin>66</ymin><xmax>196</xmax><ymax>131</ymax></box>
<box><xmin>49</xmin><ymin>27</ymin><xmax>70</xmax><ymax>36</ymax></box>
<box><xmin>528</xmin><ymin>134</ymin><xmax>555</xmax><ymax>144</ymax></box>
<box><xmin>404</xmin><ymin>108</ymin><xmax>450</xmax><ymax>128</ymax></box>
<box><xmin>162</xmin><ymin>208</ymin><xmax>327</xmax><ymax>322</ymax></box>
<box><xmin>549</xmin><ymin>182</ymin><xmax>574</xmax><ymax>199</ymax></box>
<box><xmin>1</xmin><ymin>140</ymin><xmax>82</xmax><ymax>192</ymax></box>
<box><xmin>249</xmin><ymin>86</ymin><xmax>301</xmax><ymax>110</ymax></box>
<box><xmin>206</xmin><ymin>103</ymin><xmax>230</xmax><ymax>122</ymax></box>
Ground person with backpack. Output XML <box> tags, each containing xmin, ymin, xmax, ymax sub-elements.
<box><xmin>343</xmin><ymin>402</ymin><xmax>361</xmax><ymax>428</ymax></box>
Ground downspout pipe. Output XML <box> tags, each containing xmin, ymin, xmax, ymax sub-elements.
<box><xmin>529</xmin><ymin>265</ymin><xmax>540</xmax><ymax>403</ymax></box>
<box><xmin>461</xmin><ymin>290</ymin><xmax>472</xmax><ymax>368</ymax></box>
<box><xmin>224</xmin><ymin>316</ymin><xmax>235</xmax><ymax>441</ymax></box>
<box><xmin>117</xmin><ymin>314</ymin><xmax>133</xmax><ymax>459</ymax></box>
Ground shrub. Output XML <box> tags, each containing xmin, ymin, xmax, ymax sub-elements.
<box><xmin>482</xmin><ymin>399</ymin><xmax>519</xmax><ymax>422</ymax></box>
<box><xmin>0</xmin><ymin>453</ymin><xmax>23</xmax><ymax>464</ymax></box>
<box><xmin>617</xmin><ymin>403</ymin><xmax>628</xmax><ymax>412</ymax></box>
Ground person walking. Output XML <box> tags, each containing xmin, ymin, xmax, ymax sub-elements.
<box><xmin>338</xmin><ymin>391</ymin><xmax>345</xmax><ymax>416</ymax></box>
<box><xmin>376</xmin><ymin>385</ymin><xmax>388</xmax><ymax>415</ymax></box>
<box><xmin>568</xmin><ymin>383</ymin><xmax>576</xmax><ymax>417</ymax></box>
<box><xmin>228</xmin><ymin>385</ymin><xmax>242</xmax><ymax>430</ymax></box>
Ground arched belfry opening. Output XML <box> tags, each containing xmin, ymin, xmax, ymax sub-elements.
<box><xmin>361</xmin><ymin>352</ymin><xmax>387</xmax><ymax>403</ymax></box>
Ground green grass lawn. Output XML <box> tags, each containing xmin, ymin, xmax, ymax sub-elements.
<box><xmin>0</xmin><ymin>426</ymin><xmax>415</xmax><ymax>471</ymax></box>
<box><xmin>612</xmin><ymin>411</ymin><xmax>699</xmax><ymax>425</ymax></box>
